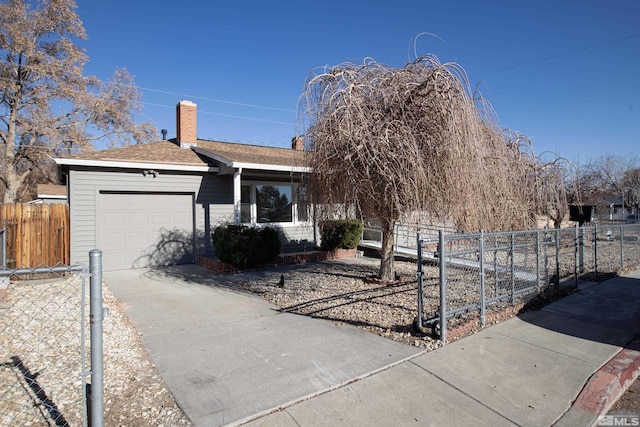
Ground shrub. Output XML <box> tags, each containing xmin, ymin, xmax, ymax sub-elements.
<box><xmin>212</xmin><ymin>225</ymin><xmax>281</xmax><ymax>269</ymax></box>
<box><xmin>320</xmin><ymin>219</ymin><xmax>363</xmax><ymax>251</ymax></box>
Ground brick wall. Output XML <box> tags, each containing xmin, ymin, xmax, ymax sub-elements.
<box><xmin>176</xmin><ymin>100</ymin><xmax>197</xmax><ymax>147</ymax></box>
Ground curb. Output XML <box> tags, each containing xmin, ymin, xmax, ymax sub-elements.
<box><xmin>555</xmin><ymin>336</ymin><xmax>640</xmax><ymax>426</ymax></box>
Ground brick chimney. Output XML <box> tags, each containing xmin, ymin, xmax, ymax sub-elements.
<box><xmin>291</xmin><ymin>136</ymin><xmax>304</xmax><ymax>151</ymax></box>
<box><xmin>176</xmin><ymin>100</ymin><xmax>197</xmax><ymax>148</ymax></box>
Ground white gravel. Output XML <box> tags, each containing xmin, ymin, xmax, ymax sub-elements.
<box><xmin>0</xmin><ymin>274</ymin><xmax>192</xmax><ymax>427</ymax></box>
<box><xmin>238</xmin><ymin>257</ymin><xmax>444</xmax><ymax>350</ymax></box>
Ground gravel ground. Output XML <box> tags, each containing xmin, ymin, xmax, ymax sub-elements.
<box><xmin>608</xmin><ymin>377</ymin><xmax>640</xmax><ymax>420</ymax></box>
<box><xmin>2</xmin><ymin>242</ymin><xmax>637</xmax><ymax>426</ymax></box>
<box><xmin>239</xmin><ymin>257</ymin><xmax>445</xmax><ymax>349</ymax></box>
<box><xmin>0</xmin><ymin>274</ymin><xmax>192</xmax><ymax>427</ymax></box>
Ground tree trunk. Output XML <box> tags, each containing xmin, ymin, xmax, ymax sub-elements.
<box><xmin>3</xmin><ymin>167</ymin><xmax>20</xmax><ymax>203</ymax></box>
<box><xmin>378</xmin><ymin>218</ymin><xmax>395</xmax><ymax>282</ymax></box>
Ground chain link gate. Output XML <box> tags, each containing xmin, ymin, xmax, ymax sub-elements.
<box><xmin>0</xmin><ymin>250</ymin><xmax>104</xmax><ymax>427</ymax></box>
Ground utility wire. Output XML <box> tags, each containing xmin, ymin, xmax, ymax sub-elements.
<box><xmin>471</xmin><ymin>33</ymin><xmax>640</xmax><ymax>78</ymax></box>
<box><xmin>139</xmin><ymin>87</ymin><xmax>295</xmax><ymax>112</ymax></box>
<box><xmin>145</xmin><ymin>102</ymin><xmax>294</xmax><ymax>126</ymax></box>
<box><xmin>1</xmin><ymin>31</ymin><xmax>638</xmax><ymax>129</ymax></box>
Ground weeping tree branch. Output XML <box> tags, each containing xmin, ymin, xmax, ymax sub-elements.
<box><xmin>298</xmin><ymin>54</ymin><xmax>572</xmax><ymax>281</ymax></box>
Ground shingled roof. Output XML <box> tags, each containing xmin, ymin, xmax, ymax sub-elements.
<box><xmin>195</xmin><ymin>139</ymin><xmax>306</xmax><ymax>169</ymax></box>
<box><xmin>36</xmin><ymin>184</ymin><xmax>67</xmax><ymax>198</ymax></box>
<box><xmin>55</xmin><ymin>138</ymin><xmax>309</xmax><ymax>172</ymax></box>
<box><xmin>55</xmin><ymin>100</ymin><xmax>309</xmax><ymax>172</ymax></box>
<box><xmin>57</xmin><ymin>140</ymin><xmax>207</xmax><ymax>166</ymax></box>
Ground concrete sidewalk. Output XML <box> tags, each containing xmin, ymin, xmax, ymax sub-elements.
<box><xmin>106</xmin><ymin>266</ymin><xmax>640</xmax><ymax>427</ymax></box>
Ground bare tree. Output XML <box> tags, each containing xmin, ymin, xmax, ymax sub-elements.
<box><xmin>580</xmin><ymin>154</ymin><xmax>640</xmax><ymax>215</ymax></box>
<box><xmin>0</xmin><ymin>0</ymin><xmax>156</xmax><ymax>203</ymax></box>
<box><xmin>299</xmin><ymin>55</ymin><xmax>569</xmax><ymax>281</ymax></box>
<box><xmin>621</xmin><ymin>167</ymin><xmax>640</xmax><ymax>214</ymax></box>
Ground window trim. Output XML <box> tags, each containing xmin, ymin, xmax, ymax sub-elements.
<box><xmin>240</xmin><ymin>181</ymin><xmax>311</xmax><ymax>226</ymax></box>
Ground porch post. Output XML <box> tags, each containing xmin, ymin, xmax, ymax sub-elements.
<box><xmin>233</xmin><ymin>168</ymin><xmax>242</xmax><ymax>225</ymax></box>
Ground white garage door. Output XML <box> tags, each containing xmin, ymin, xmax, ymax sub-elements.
<box><xmin>99</xmin><ymin>193</ymin><xmax>195</xmax><ymax>271</ymax></box>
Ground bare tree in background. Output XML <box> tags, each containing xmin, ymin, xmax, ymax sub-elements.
<box><xmin>0</xmin><ymin>0</ymin><xmax>156</xmax><ymax>203</ymax></box>
<box><xmin>299</xmin><ymin>55</ymin><xmax>570</xmax><ymax>281</ymax></box>
<box><xmin>578</xmin><ymin>154</ymin><xmax>640</xmax><ymax>216</ymax></box>
<box><xmin>621</xmin><ymin>167</ymin><xmax>640</xmax><ymax>214</ymax></box>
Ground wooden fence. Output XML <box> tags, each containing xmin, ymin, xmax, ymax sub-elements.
<box><xmin>0</xmin><ymin>203</ymin><xmax>70</xmax><ymax>268</ymax></box>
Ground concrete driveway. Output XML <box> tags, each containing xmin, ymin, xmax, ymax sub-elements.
<box><xmin>104</xmin><ymin>264</ymin><xmax>421</xmax><ymax>426</ymax></box>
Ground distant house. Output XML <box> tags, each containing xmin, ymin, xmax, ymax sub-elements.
<box><xmin>55</xmin><ymin>100</ymin><xmax>314</xmax><ymax>271</ymax></box>
<box><xmin>32</xmin><ymin>184</ymin><xmax>68</xmax><ymax>204</ymax></box>
<box><xmin>604</xmin><ymin>196</ymin><xmax>629</xmax><ymax>222</ymax></box>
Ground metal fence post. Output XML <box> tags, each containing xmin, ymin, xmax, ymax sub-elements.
<box><xmin>493</xmin><ymin>235</ymin><xmax>498</xmax><ymax>296</ymax></box>
<box><xmin>510</xmin><ymin>233</ymin><xmax>515</xmax><ymax>305</ymax></box>
<box><xmin>1</xmin><ymin>227</ymin><xmax>6</xmax><ymax>269</ymax></box>
<box><xmin>620</xmin><ymin>225</ymin><xmax>625</xmax><ymax>272</ymax></box>
<box><xmin>438</xmin><ymin>230</ymin><xmax>447</xmax><ymax>344</ymax></box>
<box><xmin>416</xmin><ymin>233</ymin><xmax>423</xmax><ymax>331</ymax></box>
<box><xmin>536</xmin><ymin>230</ymin><xmax>541</xmax><ymax>291</ymax></box>
<box><xmin>594</xmin><ymin>224</ymin><xmax>599</xmax><ymax>281</ymax></box>
<box><xmin>555</xmin><ymin>229</ymin><xmax>560</xmax><ymax>290</ymax></box>
<box><xmin>579</xmin><ymin>226</ymin><xmax>585</xmax><ymax>273</ymax></box>
<box><xmin>479</xmin><ymin>230</ymin><xmax>486</xmax><ymax>327</ymax></box>
<box><xmin>89</xmin><ymin>250</ymin><xmax>104</xmax><ymax>427</ymax></box>
<box><xmin>574</xmin><ymin>225</ymin><xmax>579</xmax><ymax>288</ymax></box>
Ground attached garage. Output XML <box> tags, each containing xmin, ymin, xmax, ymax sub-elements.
<box><xmin>55</xmin><ymin>100</ymin><xmax>315</xmax><ymax>270</ymax></box>
<box><xmin>98</xmin><ymin>192</ymin><xmax>195</xmax><ymax>271</ymax></box>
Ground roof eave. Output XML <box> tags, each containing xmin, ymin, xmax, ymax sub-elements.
<box><xmin>192</xmin><ymin>147</ymin><xmax>310</xmax><ymax>173</ymax></box>
<box><xmin>231</xmin><ymin>161</ymin><xmax>311</xmax><ymax>173</ymax></box>
<box><xmin>54</xmin><ymin>158</ymin><xmax>219</xmax><ymax>172</ymax></box>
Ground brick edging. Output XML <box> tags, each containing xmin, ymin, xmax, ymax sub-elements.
<box><xmin>571</xmin><ymin>336</ymin><xmax>640</xmax><ymax>415</ymax></box>
<box><xmin>196</xmin><ymin>249</ymin><xmax>356</xmax><ymax>274</ymax></box>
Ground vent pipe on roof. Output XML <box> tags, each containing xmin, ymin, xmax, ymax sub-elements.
<box><xmin>161</xmin><ymin>129</ymin><xmax>167</xmax><ymax>140</ymax></box>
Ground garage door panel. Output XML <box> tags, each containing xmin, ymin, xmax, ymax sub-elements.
<box><xmin>103</xmin><ymin>211</ymin><xmax>126</xmax><ymax>226</ymax></box>
<box><xmin>128</xmin><ymin>212</ymin><xmax>151</xmax><ymax>226</ymax></box>
<box><xmin>127</xmin><ymin>231</ymin><xmax>152</xmax><ymax>246</ymax></box>
<box><xmin>151</xmin><ymin>212</ymin><xmax>172</xmax><ymax>225</ymax></box>
<box><xmin>99</xmin><ymin>193</ymin><xmax>194</xmax><ymax>271</ymax></box>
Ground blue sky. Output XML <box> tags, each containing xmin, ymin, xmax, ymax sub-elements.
<box><xmin>75</xmin><ymin>0</ymin><xmax>639</xmax><ymax>163</ymax></box>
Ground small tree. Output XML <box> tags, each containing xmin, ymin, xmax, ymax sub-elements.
<box><xmin>299</xmin><ymin>55</ymin><xmax>568</xmax><ymax>281</ymax></box>
<box><xmin>0</xmin><ymin>0</ymin><xmax>155</xmax><ymax>203</ymax></box>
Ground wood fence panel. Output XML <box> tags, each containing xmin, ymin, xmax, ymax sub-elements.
<box><xmin>0</xmin><ymin>203</ymin><xmax>70</xmax><ymax>268</ymax></box>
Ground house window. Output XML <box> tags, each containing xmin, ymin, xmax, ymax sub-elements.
<box><xmin>256</xmin><ymin>185</ymin><xmax>292</xmax><ymax>223</ymax></box>
<box><xmin>240</xmin><ymin>182</ymin><xmax>309</xmax><ymax>225</ymax></box>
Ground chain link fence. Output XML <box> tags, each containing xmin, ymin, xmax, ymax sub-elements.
<box><xmin>416</xmin><ymin>224</ymin><xmax>640</xmax><ymax>343</ymax></box>
<box><xmin>0</xmin><ymin>251</ymin><xmax>104</xmax><ymax>427</ymax></box>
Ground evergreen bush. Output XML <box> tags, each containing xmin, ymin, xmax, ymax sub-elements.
<box><xmin>320</xmin><ymin>219</ymin><xmax>363</xmax><ymax>251</ymax></box>
<box><xmin>212</xmin><ymin>225</ymin><xmax>281</xmax><ymax>269</ymax></box>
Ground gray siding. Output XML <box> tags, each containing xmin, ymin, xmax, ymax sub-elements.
<box><xmin>69</xmin><ymin>169</ymin><xmax>233</xmax><ymax>265</ymax></box>
<box><xmin>278</xmin><ymin>223</ymin><xmax>318</xmax><ymax>252</ymax></box>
